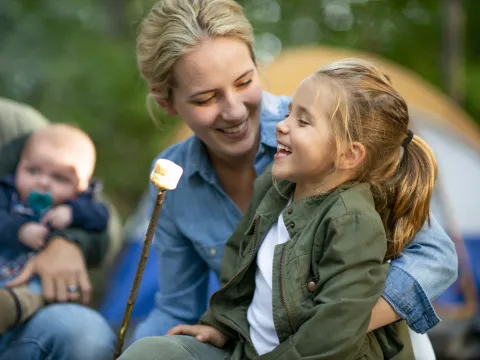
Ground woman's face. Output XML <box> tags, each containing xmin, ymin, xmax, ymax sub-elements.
<box><xmin>164</xmin><ymin>37</ymin><xmax>263</xmax><ymax>161</ymax></box>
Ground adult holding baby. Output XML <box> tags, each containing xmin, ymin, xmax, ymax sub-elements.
<box><xmin>128</xmin><ymin>0</ymin><xmax>457</xmax><ymax>357</ymax></box>
<box><xmin>0</xmin><ymin>98</ymin><xmax>116</xmax><ymax>360</ymax></box>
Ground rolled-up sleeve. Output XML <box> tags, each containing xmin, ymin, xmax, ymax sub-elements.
<box><xmin>383</xmin><ymin>215</ymin><xmax>458</xmax><ymax>333</ymax></box>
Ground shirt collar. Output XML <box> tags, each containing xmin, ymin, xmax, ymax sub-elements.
<box><xmin>259</xmin><ymin>91</ymin><xmax>287</xmax><ymax>150</ymax></box>
<box><xmin>183</xmin><ymin>135</ymin><xmax>217</xmax><ymax>183</ymax></box>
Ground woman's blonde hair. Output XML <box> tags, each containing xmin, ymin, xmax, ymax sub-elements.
<box><xmin>137</xmin><ymin>0</ymin><xmax>255</xmax><ymax>106</ymax></box>
<box><xmin>316</xmin><ymin>58</ymin><xmax>437</xmax><ymax>259</ymax></box>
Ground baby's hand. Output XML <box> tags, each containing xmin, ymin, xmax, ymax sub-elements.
<box><xmin>42</xmin><ymin>205</ymin><xmax>73</xmax><ymax>230</ymax></box>
<box><xmin>18</xmin><ymin>222</ymin><xmax>49</xmax><ymax>250</ymax></box>
<box><xmin>167</xmin><ymin>324</ymin><xmax>228</xmax><ymax>348</ymax></box>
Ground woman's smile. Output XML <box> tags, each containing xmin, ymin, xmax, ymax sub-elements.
<box><xmin>216</xmin><ymin>119</ymin><xmax>249</xmax><ymax>139</ymax></box>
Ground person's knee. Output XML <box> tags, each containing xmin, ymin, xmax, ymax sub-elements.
<box><xmin>28</xmin><ymin>304</ymin><xmax>115</xmax><ymax>360</ymax></box>
<box><xmin>120</xmin><ymin>336</ymin><xmax>187</xmax><ymax>360</ymax></box>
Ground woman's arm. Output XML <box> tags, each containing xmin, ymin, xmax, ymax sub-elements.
<box><xmin>373</xmin><ymin>215</ymin><xmax>458</xmax><ymax>334</ymax></box>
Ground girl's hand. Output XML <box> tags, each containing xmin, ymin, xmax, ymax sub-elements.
<box><xmin>167</xmin><ymin>324</ymin><xmax>228</xmax><ymax>348</ymax></box>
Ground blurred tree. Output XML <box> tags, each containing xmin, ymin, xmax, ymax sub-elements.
<box><xmin>0</xmin><ymin>0</ymin><xmax>478</xmax><ymax>216</ymax></box>
<box><xmin>0</xmin><ymin>0</ymin><xmax>178</xmax><ymax>216</ymax></box>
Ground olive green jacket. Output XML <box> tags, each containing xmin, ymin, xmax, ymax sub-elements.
<box><xmin>200</xmin><ymin>168</ymin><xmax>413</xmax><ymax>360</ymax></box>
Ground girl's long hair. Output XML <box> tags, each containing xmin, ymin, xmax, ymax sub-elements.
<box><xmin>317</xmin><ymin>59</ymin><xmax>437</xmax><ymax>259</ymax></box>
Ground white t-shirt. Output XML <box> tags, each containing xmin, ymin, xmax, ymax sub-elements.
<box><xmin>246</xmin><ymin>209</ymin><xmax>290</xmax><ymax>355</ymax></box>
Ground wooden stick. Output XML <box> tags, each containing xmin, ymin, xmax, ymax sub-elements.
<box><xmin>113</xmin><ymin>188</ymin><xmax>166</xmax><ymax>359</ymax></box>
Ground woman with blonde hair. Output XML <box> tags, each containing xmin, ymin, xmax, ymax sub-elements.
<box><xmin>127</xmin><ymin>0</ymin><xmax>456</xmax><ymax>358</ymax></box>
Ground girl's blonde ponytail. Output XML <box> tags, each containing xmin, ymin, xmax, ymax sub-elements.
<box><xmin>385</xmin><ymin>134</ymin><xmax>437</xmax><ymax>258</ymax></box>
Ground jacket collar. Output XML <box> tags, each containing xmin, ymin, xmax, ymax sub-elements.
<box><xmin>253</xmin><ymin>178</ymin><xmax>354</xmax><ymax>236</ymax></box>
<box><xmin>183</xmin><ymin>136</ymin><xmax>217</xmax><ymax>184</ymax></box>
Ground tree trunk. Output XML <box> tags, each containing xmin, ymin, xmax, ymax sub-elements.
<box><xmin>441</xmin><ymin>0</ymin><xmax>465</xmax><ymax>104</ymax></box>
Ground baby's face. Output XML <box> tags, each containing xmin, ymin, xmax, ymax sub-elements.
<box><xmin>15</xmin><ymin>143</ymin><xmax>82</xmax><ymax>205</ymax></box>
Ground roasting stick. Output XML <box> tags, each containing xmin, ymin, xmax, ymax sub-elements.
<box><xmin>113</xmin><ymin>159</ymin><xmax>183</xmax><ymax>359</ymax></box>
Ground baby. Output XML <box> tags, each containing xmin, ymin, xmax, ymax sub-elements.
<box><xmin>0</xmin><ymin>123</ymin><xmax>109</xmax><ymax>332</ymax></box>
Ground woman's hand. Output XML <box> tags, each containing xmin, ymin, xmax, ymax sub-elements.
<box><xmin>167</xmin><ymin>324</ymin><xmax>229</xmax><ymax>348</ymax></box>
<box><xmin>6</xmin><ymin>237</ymin><xmax>92</xmax><ymax>304</ymax></box>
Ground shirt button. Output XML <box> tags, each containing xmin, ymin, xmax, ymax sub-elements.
<box><xmin>289</xmin><ymin>222</ymin><xmax>295</xmax><ymax>229</ymax></box>
<box><xmin>287</xmin><ymin>208</ymin><xmax>293</xmax><ymax>215</ymax></box>
<box><xmin>209</xmin><ymin>248</ymin><xmax>217</xmax><ymax>256</ymax></box>
<box><xmin>307</xmin><ymin>281</ymin><xmax>317</xmax><ymax>293</ymax></box>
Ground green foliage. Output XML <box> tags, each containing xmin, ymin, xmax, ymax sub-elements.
<box><xmin>1</xmin><ymin>0</ymin><xmax>478</xmax><ymax>217</ymax></box>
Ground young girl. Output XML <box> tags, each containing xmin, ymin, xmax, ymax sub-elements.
<box><xmin>120</xmin><ymin>58</ymin><xmax>436</xmax><ymax>359</ymax></box>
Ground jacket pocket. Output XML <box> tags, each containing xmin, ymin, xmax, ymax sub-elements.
<box><xmin>294</xmin><ymin>254</ymin><xmax>319</xmax><ymax>308</ymax></box>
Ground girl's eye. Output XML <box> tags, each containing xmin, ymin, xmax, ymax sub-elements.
<box><xmin>284</xmin><ymin>113</ymin><xmax>290</xmax><ymax>119</ymax></box>
<box><xmin>28</xmin><ymin>168</ymin><xmax>40</xmax><ymax>175</ymax></box>
<box><xmin>298</xmin><ymin>119</ymin><xmax>309</xmax><ymax>126</ymax></box>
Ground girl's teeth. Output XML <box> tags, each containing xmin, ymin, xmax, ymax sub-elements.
<box><xmin>222</xmin><ymin>121</ymin><xmax>247</xmax><ymax>134</ymax></box>
<box><xmin>277</xmin><ymin>144</ymin><xmax>292</xmax><ymax>152</ymax></box>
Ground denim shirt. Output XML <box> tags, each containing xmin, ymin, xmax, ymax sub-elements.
<box><xmin>140</xmin><ymin>91</ymin><xmax>457</xmax><ymax>337</ymax></box>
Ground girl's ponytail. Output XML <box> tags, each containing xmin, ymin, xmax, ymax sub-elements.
<box><xmin>386</xmin><ymin>133</ymin><xmax>437</xmax><ymax>258</ymax></box>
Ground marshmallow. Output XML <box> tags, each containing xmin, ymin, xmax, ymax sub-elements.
<box><xmin>150</xmin><ymin>159</ymin><xmax>183</xmax><ymax>190</ymax></box>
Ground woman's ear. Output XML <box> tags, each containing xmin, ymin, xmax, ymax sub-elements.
<box><xmin>156</xmin><ymin>99</ymin><xmax>178</xmax><ymax>116</ymax></box>
<box><xmin>337</xmin><ymin>142</ymin><xmax>366</xmax><ymax>170</ymax></box>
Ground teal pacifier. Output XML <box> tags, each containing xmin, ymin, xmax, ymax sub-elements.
<box><xmin>27</xmin><ymin>191</ymin><xmax>53</xmax><ymax>214</ymax></box>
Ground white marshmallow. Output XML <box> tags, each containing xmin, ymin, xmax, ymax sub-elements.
<box><xmin>150</xmin><ymin>159</ymin><xmax>183</xmax><ymax>190</ymax></box>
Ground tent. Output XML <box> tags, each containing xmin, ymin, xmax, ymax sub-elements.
<box><xmin>100</xmin><ymin>46</ymin><xmax>480</xmax><ymax>327</ymax></box>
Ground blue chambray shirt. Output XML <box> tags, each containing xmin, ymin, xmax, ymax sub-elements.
<box><xmin>134</xmin><ymin>91</ymin><xmax>458</xmax><ymax>340</ymax></box>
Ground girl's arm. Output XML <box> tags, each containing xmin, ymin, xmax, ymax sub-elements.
<box><xmin>371</xmin><ymin>215</ymin><xmax>458</xmax><ymax>333</ymax></box>
<box><xmin>259</xmin><ymin>212</ymin><xmax>389</xmax><ymax>360</ymax></box>
<box><xmin>368</xmin><ymin>297</ymin><xmax>401</xmax><ymax>332</ymax></box>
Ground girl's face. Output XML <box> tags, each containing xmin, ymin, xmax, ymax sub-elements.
<box><xmin>272</xmin><ymin>75</ymin><xmax>338</xmax><ymax>190</ymax></box>
<box><xmin>163</xmin><ymin>37</ymin><xmax>263</xmax><ymax>162</ymax></box>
